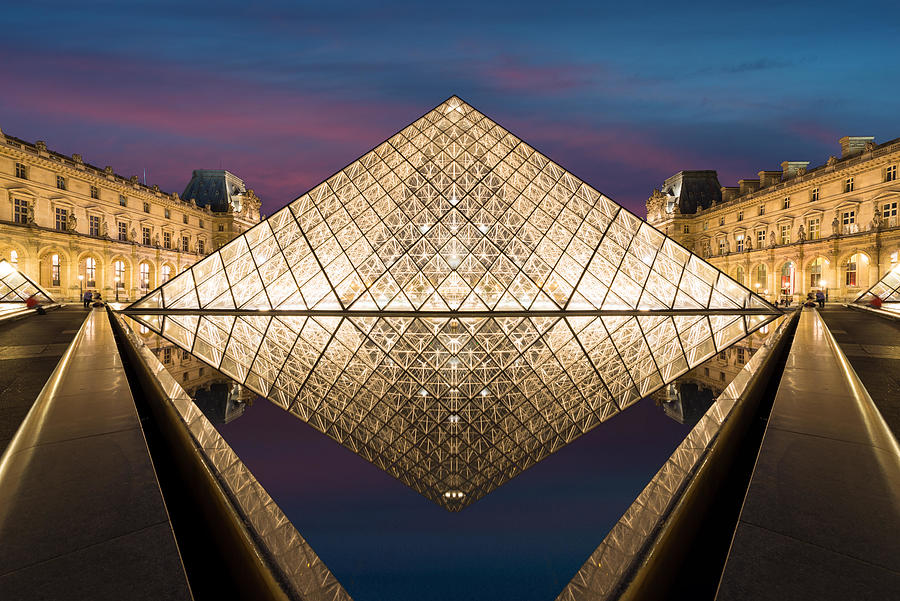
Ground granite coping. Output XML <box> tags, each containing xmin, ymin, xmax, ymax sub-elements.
<box><xmin>0</xmin><ymin>308</ymin><xmax>192</xmax><ymax>600</ymax></box>
<box><xmin>716</xmin><ymin>308</ymin><xmax>900</xmax><ymax>600</ymax></box>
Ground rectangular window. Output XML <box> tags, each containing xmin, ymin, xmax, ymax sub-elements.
<box><xmin>736</xmin><ymin>236</ymin><xmax>744</xmax><ymax>252</ymax></box>
<box><xmin>217</xmin><ymin>224</ymin><xmax>224</xmax><ymax>232</ymax></box>
<box><xmin>181</xmin><ymin>236</ymin><xmax>190</xmax><ymax>252</ymax></box>
<box><xmin>683</xmin><ymin>224</ymin><xmax>689</xmax><ymax>234</ymax></box>
<box><xmin>182</xmin><ymin>214</ymin><xmax>188</xmax><ymax>225</ymax></box>
<box><xmin>703</xmin><ymin>220</ymin><xmax>709</xmax><ymax>231</ymax></box>
<box><xmin>811</xmin><ymin>187</ymin><xmax>819</xmax><ymax>202</ymax></box>
<box><xmin>56</xmin><ymin>175</ymin><xmax>66</xmax><ymax>190</ymax></box>
<box><xmin>89</xmin><ymin>215</ymin><xmax>100</xmax><ymax>236</ymax></box>
<box><xmin>143</xmin><ymin>202</ymin><xmax>150</xmax><ymax>213</ymax></box>
<box><xmin>90</xmin><ymin>185</ymin><xmax>99</xmax><ymax>199</ymax></box>
<box><xmin>164</xmin><ymin>231</ymin><xmax>172</xmax><ymax>249</ymax></box>
<box><xmin>842</xmin><ymin>210</ymin><xmax>857</xmax><ymax>234</ymax></box>
<box><xmin>757</xmin><ymin>230</ymin><xmax>766</xmax><ymax>245</ymax></box>
<box><xmin>844</xmin><ymin>177</ymin><xmax>854</xmax><ymax>193</ymax></box>
<box><xmin>783</xmin><ymin>197</ymin><xmax>790</xmax><ymax>210</ymax></box>
<box><xmin>55</xmin><ymin>207</ymin><xmax>68</xmax><ymax>231</ymax></box>
<box><xmin>51</xmin><ymin>255</ymin><xmax>60</xmax><ymax>287</ymax></box>
<box><xmin>198</xmin><ymin>239</ymin><xmax>205</xmax><ymax>254</ymax></box>
<box><xmin>758</xmin><ymin>203</ymin><xmax>765</xmax><ymax>216</ymax></box>
<box><xmin>780</xmin><ymin>224</ymin><xmax>790</xmax><ymax>245</ymax></box>
<box><xmin>883</xmin><ymin>201</ymin><xmax>898</xmax><ymax>227</ymax></box>
<box><xmin>199</xmin><ymin>219</ymin><xmax>204</xmax><ymax>228</ymax></box>
<box><xmin>807</xmin><ymin>218</ymin><xmax>820</xmax><ymax>240</ymax></box>
<box><xmin>13</xmin><ymin>198</ymin><xmax>28</xmax><ymax>224</ymax></box>
<box><xmin>737</xmin><ymin>348</ymin><xmax>745</xmax><ymax>363</ymax></box>
<box><xmin>718</xmin><ymin>216</ymin><xmax>725</xmax><ymax>226</ymax></box>
<box><xmin>15</xmin><ymin>162</ymin><xmax>27</xmax><ymax>179</ymax></box>
<box><xmin>142</xmin><ymin>227</ymin><xmax>151</xmax><ymax>245</ymax></box>
<box><xmin>718</xmin><ymin>238</ymin><xmax>726</xmax><ymax>255</ymax></box>
<box><xmin>119</xmin><ymin>195</ymin><xmax>127</xmax><ymax>207</ymax></box>
<box><xmin>162</xmin><ymin>347</ymin><xmax>172</xmax><ymax>364</ymax></box>
<box><xmin>165</xmin><ymin>208</ymin><xmax>171</xmax><ymax>219</ymax></box>
<box><xmin>887</xmin><ymin>165</ymin><xmax>898</xmax><ymax>182</ymax></box>
<box><xmin>737</xmin><ymin>210</ymin><xmax>743</xmax><ymax>222</ymax></box>
<box><xmin>118</xmin><ymin>221</ymin><xmax>128</xmax><ymax>241</ymax></box>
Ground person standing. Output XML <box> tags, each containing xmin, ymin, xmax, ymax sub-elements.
<box><xmin>816</xmin><ymin>290</ymin><xmax>825</xmax><ymax>309</ymax></box>
<box><xmin>83</xmin><ymin>289</ymin><xmax>92</xmax><ymax>309</ymax></box>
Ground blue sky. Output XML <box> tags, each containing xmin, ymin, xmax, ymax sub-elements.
<box><xmin>1</xmin><ymin>0</ymin><xmax>898</xmax><ymax>215</ymax></box>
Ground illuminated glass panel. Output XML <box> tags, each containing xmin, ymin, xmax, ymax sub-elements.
<box><xmin>0</xmin><ymin>260</ymin><xmax>54</xmax><ymax>303</ymax></box>
<box><xmin>126</xmin><ymin>96</ymin><xmax>778</xmax><ymax>510</ymax></box>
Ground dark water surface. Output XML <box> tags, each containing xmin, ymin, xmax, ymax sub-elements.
<box><xmin>130</xmin><ymin>318</ymin><xmax>766</xmax><ymax>601</ymax></box>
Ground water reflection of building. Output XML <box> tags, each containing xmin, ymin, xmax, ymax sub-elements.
<box><xmin>192</xmin><ymin>382</ymin><xmax>250</xmax><ymax>425</ymax></box>
<box><xmin>653</xmin><ymin>325</ymin><xmax>771</xmax><ymax>425</ymax></box>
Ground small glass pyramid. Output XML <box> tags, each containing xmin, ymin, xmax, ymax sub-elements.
<box><xmin>125</xmin><ymin>96</ymin><xmax>779</xmax><ymax>510</ymax></box>
<box><xmin>854</xmin><ymin>264</ymin><xmax>900</xmax><ymax>310</ymax></box>
<box><xmin>0</xmin><ymin>260</ymin><xmax>54</xmax><ymax>303</ymax></box>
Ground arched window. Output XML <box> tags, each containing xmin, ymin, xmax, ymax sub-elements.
<box><xmin>10</xmin><ymin>250</ymin><xmax>18</xmax><ymax>265</ymax></box>
<box><xmin>845</xmin><ymin>253</ymin><xmax>868</xmax><ymax>287</ymax></box>
<box><xmin>735</xmin><ymin>266</ymin><xmax>745</xmax><ymax>285</ymax></box>
<box><xmin>139</xmin><ymin>263</ymin><xmax>150</xmax><ymax>291</ymax></box>
<box><xmin>114</xmin><ymin>260</ymin><xmax>125</xmax><ymax>289</ymax></box>
<box><xmin>51</xmin><ymin>254</ymin><xmax>60</xmax><ymax>286</ymax></box>
<box><xmin>85</xmin><ymin>257</ymin><xmax>96</xmax><ymax>287</ymax></box>
<box><xmin>780</xmin><ymin>262</ymin><xmax>795</xmax><ymax>296</ymax></box>
<box><xmin>161</xmin><ymin>265</ymin><xmax>172</xmax><ymax>283</ymax></box>
<box><xmin>754</xmin><ymin>264</ymin><xmax>767</xmax><ymax>292</ymax></box>
<box><xmin>809</xmin><ymin>258</ymin><xmax>825</xmax><ymax>289</ymax></box>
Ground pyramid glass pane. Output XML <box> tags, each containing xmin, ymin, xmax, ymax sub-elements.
<box><xmin>124</xmin><ymin>96</ymin><xmax>779</xmax><ymax>510</ymax></box>
<box><xmin>854</xmin><ymin>264</ymin><xmax>900</xmax><ymax>314</ymax></box>
<box><xmin>0</xmin><ymin>260</ymin><xmax>54</xmax><ymax>304</ymax></box>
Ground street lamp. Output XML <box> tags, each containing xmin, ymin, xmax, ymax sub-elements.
<box><xmin>77</xmin><ymin>274</ymin><xmax>84</xmax><ymax>300</ymax></box>
<box><xmin>821</xmin><ymin>280</ymin><xmax>828</xmax><ymax>301</ymax></box>
<box><xmin>114</xmin><ymin>276</ymin><xmax>120</xmax><ymax>302</ymax></box>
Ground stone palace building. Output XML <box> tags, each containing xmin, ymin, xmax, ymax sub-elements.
<box><xmin>647</xmin><ymin>135</ymin><xmax>900</xmax><ymax>303</ymax></box>
<box><xmin>0</xmin><ymin>125</ymin><xmax>261</xmax><ymax>302</ymax></box>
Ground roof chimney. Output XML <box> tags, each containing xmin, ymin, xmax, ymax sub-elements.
<box><xmin>758</xmin><ymin>170</ymin><xmax>782</xmax><ymax>188</ymax></box>
<box><xmin>839</xmin><ymin>136</ymin><xmax>874</xmax><ymax>158</ymax></box>
<box><xmin>781</xmin><ymin>161</ymin><xmax>810</xmax><ymax>179</ymax></box>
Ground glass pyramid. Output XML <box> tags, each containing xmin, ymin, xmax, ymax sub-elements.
<box><xmin>855</xmin><ymin>265</ymin><xmax>900</xmax><ymax>303</ymax></box>
<box><xmin>0</xmin><ymin>260</ymin><xmax>54</xmax><ymax>303</ymax></box>
<box><xmin>124</xmin><ymin>96</ymin><xmax>779</xmax><ymax>510</ymax></box>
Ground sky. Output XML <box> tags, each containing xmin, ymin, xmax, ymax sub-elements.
<box><xmin>2</xmin><ymin>0</ymin><xmax>899</xmax><ymax>217</ymax></box>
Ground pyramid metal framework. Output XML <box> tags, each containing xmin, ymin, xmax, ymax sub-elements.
<box><xmin>0</xmin><ymin>260</ymin><xmax>54</xmax><ymax>303</ymax></box>
<box><xmin>124</xmin><ymin>96</ymin><xmax>779</xmax><ymax>510</ymax></box>
<box><xmin>855</xmin><ymin>265</ymin><xmax>900</xmax><ymax>304</ymax></box>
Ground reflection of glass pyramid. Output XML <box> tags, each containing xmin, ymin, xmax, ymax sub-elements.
<box><xmin>855</xmin><ymin>265</ymin><xmax>900</xmax><ymax>304</ymax></box>
<box><xmin>125</xmin><ymin>96</ymin><xmax>778</xmax><ymax>510</ymax></box>
<box><xmin>0</xmin><ymin>260</ymin><xmax>54</xmax><ymax>303</ymax></box>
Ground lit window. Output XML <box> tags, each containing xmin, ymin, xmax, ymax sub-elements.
<box><xmin>161</xmin><ymin>264</ymin><xmax>172</xmax><ymax>283</ymax></box>
<box><xmin>735</xmin><ymin>235</ymin><xmax>744</xmax><ymax>252</ymax></box>
<box><xmin>15</xmin><ymin>162</ymin><xmax>27</xmax><ymax>179</ymax></box>
<box><xmin>844</xmin><ymin>177</ymin><xmax>854</xmax><ymax>193</ymax></box>
<box><xmin>114</xmin><ymin>260</ymin><xmax>125</xmax><ymax>288</ymax></box>
<box><xmin>809</xmin><ymin>257</ymin><xmax>824</xmax><ymax>288</ymax></box>
<box><xmin>55</xmin><ymin>207</ymin><xmax>68</xmax><ymax>231</ymax></box>
<box><xmin>51</xmin><ymin>254</ymin><xmax>60</xmax><ymax>286</ymax></box>
<box><xmin>718</xmin><ymin>238</ymin><xmax>726</xmax><ymax>255</ymax></box>
<box><xmin>142</xmin><ymin>227</ymin><xmax>151</xmax><ymax>246</ymax></box>
<box><xmin>811</xmin><ymin>187</ymin><xmax>819</xmax><ymax>202</ymax></box>
<box><xmin>119</xmin><ymin>195</ymin><xmax>127</xmax><ymax>207</ymax></box>
<box><xmin>90</xmin><ymin>185</ymin><xmax>99</xmax><ymax>199</ymax></box>
<box><xmin>845</xmin><ymin>254</ymin><xmax>860</xmax><ymax>286</ymax></box>
<box><xmin>780</xmin><ymin>262</ymin><xmax>795</xmax><ymax>295</ymax></box>
<box><xmin>782</xmin><ymin>197</ymin><xmax>790</xmax><ymax>210</ymax></box>
<box><xmin>735</xmin><ymin>265</ymin><xmax>745</xmax><ymax>285</ymax></box>
<box><xmin>10</xmin><ymin>250</ymin><xmax>18</xmax><ymax>265</ymax></box>
<box><xmin>887</xmin><ymin>165</ymin><xmax>898</xmax><ymax>182</ymax></box>
<box><xmin>118</xmin><ymin>221</ymin><xmax>128</xmax><ymax>241</ymax></box>
<box><xmin>841</xmin><ymin>210</ymin><xmax>856</xmax><ymax>234</ymax></box>
<box><xmin>882</xmin><ymin>201</ymin><xmax>898</xmax><ymax>227</ymax></box>
<box><xmin>758</xmin><ymin>203</ymin><xmax>765</xmax><ymax>216</ymax></box>
<box><xmin>807</xmin><ymin>217</ymin><xmax>820</xmax><ymax>240</ymax></box>
<box><xmin>13</xmin><ymin>198</ymin><xmax>28</xmax><ymax>224</ymax></box>
<box><xmin>756</xmin><ymin>230</ymin><xmax>766</xmax><ymax>246</ymax></box>
<box><xmin>754</xmin><ymin>264</ymin><xmax>767</xmax><ymax>291</ymax></box>
<box><xmin>56</xmin><ymin>175</ymin><xmax>66</xmax><ymax>190</ymax></box>
<box><xmin>780</xmin><ymin>224</ymin><xmax>790</xmax><ymax>245</ymax></box>
<box><xmin>139</xmin><ymin>263</ymin><xmax>150</xmax><ymax>291</ymax></box>
<box><xmin>85</xmin><ymin>257</ymin><xmax>97</xmax><ymax>287</ymax></box>
<box><xmin>164</xmin><ymin>231</ymin><xmax>172</xmax><ymax>249</ymax></box>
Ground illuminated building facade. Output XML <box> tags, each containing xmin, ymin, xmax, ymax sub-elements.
<box><xmin>125</xmin><ymin>96</ymin><xmax>778</xmax><ymax>510</ymax></box>
<box><xmin>647</xmin><ymin>136</ymin><xmax>900</xmax><ymax>303</ymax></box>
<box><xmin>0</xmin><ymin>126</ymin><xmax>261</xmax><ymax>301</ymax></box>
